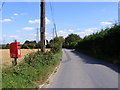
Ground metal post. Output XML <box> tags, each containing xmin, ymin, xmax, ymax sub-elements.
<box><xmin>14</xmin><ymin>40</ymin><xmax>17</xmax><ymax>66</ymax></box>
<box><xmin>14</xmin><ymin>58</ymin><xmax>17</xmax><ymax>66</ymax></box>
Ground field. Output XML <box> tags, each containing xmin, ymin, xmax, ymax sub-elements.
<box><xmin>0</xmin><ymin>49</ymin><xmax>50</xmax><ymax>67</ymax></box>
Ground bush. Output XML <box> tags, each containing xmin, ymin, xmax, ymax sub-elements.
<box><xmin>49</xmin><ymin>36</ymin><xmax>64</xmax><ymax>54</ymax></box>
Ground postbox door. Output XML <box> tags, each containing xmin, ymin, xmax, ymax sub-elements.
<box><xmin>10</xmin><ymin>42</ymin><xmax>21</xmax><ymax>58</ymax></box>
<box><xmin>17</xmin><ymin>42</ymin><xmax>21</xmax><ymax>58</ymax></box>
<box><xmin>10</xmin><ymin>43</ymin><xmax>16</xmax><ymax>58</ymax></box>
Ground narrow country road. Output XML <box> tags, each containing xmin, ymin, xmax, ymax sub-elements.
<box><xmin>48</xmin><ymin>49</ymin><xmax>119</xmax><ymax>88</ymax></box>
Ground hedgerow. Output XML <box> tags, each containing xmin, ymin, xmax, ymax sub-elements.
<box><xmin>76</xmin><ymin>24</ymin><xmax>120</xmax><ymax>65</ymax></box>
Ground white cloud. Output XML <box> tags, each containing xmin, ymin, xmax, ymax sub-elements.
<box><xmin>22</xmin><ymin>27</ymin><xmax>35</xmax><ymax>30</ymax></box>
<box><xmin>0</xmin><ymin>19</ymin><xmax>12</xmax><ymax>22</ymax></box>
<box><xmin>43</xmin><ymin>31</ymin><xmax>52</xmax><ymax>40</ymax></box>
<box><xmin>13</xmin><ymin>13</ymin><xmax>27</xmax><ymax>17</ymax></box>
<box><xmin>9</xmin><ymin>35</ymin><xmax>18</xmax><ymax>38</ymax></box>
<box><xmin>68</xmin><ymin>29</ymin><xmax>74</xmax><ymax>32</ymax></box>
<box><xmin>76</xmin><ymin>28</ymin><xmax>98</xmax><ymax>38</ymax></box>
<box><xmin>14</xmin><ymin>13</ymin><xmax>19</xmax><ymax>16</ymax></box>
<box><xmin>45</xmin><ymin>17</ymin><xmax>51</xmax><ymax>24</ymax></box>
<box><xmin>58</xmin><ymin>30</ymin><xmax>64</xmax><ymax>33</ymax></box>
<box><xmin>46</xmin><ymin>28</ymin><xmax>97</xmax><ymax>40</ymax></box>
<box><xmin>9</xmin><ymin>35</ymin><xmax>20</xmax><ymax>40</ymax></box>
<box><xmin>100</xmin><ymin>22</ymin><xmax>113</xmax><ymax>25</ymax></box>
<box><xmin>57</xmin><ymin>29</ymin><xmax>75</xmax><ymax>38</ymax></box>
<box><xmin>28</xmin><ymin>17</ymin><xmax>51</xmax><ymax>24</ymax></box>
<box><xmin>29</xmin><ymin>19</ymin><xmax>40</xmax><ymax>24</ymax></box>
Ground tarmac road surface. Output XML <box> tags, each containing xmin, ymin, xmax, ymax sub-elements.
<box><xmin>48</xmin><ymin>49</ymin><xmax>119</xmax><ymax>88</ymax></box>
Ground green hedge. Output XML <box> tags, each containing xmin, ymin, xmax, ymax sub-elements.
<box><xmin>76</xmin><ymin>24</ymin><xmax>120</xmax><ymax>65</ymax></box>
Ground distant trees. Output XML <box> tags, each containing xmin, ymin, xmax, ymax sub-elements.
<box><xmin>63</xmin><ymin>34</ymin><xmax>82</xmax><ymax>49</ymax></box>
<box><xmin>1</xmin><ymin>44</ymin><xmax>10</xmax><ymax>49</ymax></box>
<box><xmin>21</xmin><ymin>40</ymin><xmax>38</xmax><ymax>49</ymax></box>
<box><xmin>20</xmin><ymin>34</ymin><xmax>82</xmax><ymax>50</ymax></box>
<box><xmin>1</xmin><ymin>40</ymin><xmax>39</xmax><ymax>49</ymax></box>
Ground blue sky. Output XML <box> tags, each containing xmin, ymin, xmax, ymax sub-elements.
<box><xmin>0</xmin><ymin>2</ymin><xmax>118</xmax><ymax>44</ymax></box>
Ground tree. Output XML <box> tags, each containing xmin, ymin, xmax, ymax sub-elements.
<box><xmin>64</xmin><ymin>34</ymin><xmax>81</xmax><ymax>49</ymax></box>
<box><xmin>21</xmin><ymin>40</ymin><xmax>37</xmax><ymax>49</ymax></box>
<box><xmin>2</xmin><ymin>43</ymin><xmax>10</xmax><ymax>49</ymax></box>
<box><xmin>49</xmin><ymin>36</ymin><xmax>65</xmax><ymax>53</ymax></box>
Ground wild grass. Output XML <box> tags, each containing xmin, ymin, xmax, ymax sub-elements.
<box><xmin>2</xmin><ymin>51</ymin><xmax>62</xmax><ymax>88</ymax></box>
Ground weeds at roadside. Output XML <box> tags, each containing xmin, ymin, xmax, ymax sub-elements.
<box><xmin>2</xmin><ymin>51</ymin><xmax>62</xmax><ymax>88</ymax></box>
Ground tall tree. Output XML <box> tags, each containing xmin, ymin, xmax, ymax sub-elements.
<box><xmin>64</xmin><ymin>34</ymin><xmax>81</xmax><ymax>49</ymax></box>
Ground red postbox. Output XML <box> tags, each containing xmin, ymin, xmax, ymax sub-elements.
<box><xmin>10</xmin><ymin>42</ymin><xmax>21</xmax><ymax>58</ymax></box>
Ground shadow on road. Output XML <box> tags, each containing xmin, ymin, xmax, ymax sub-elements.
<box><xmin>71</xmin><ymin>50</ymin><xmax>120</xmax><ymax>73</ymax></box>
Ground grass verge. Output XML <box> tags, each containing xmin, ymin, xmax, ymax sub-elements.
<box><xmin>2</xmin><ymin>51</ymin><xmax>62</xmax><ymax>88</ymax></box>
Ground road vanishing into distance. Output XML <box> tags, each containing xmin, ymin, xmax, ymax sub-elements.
<box><xmin>48</xmin><ymin>49</ymin><xmax>119</xmax><ymax>88</ymax></box>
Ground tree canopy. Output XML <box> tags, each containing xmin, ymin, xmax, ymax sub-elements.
<box><xmin>63</xmin><ymin>34</ymin><xmax>82</xmax><ymax>49</ymax></box>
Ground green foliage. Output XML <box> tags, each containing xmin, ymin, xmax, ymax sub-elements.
<box><xmin>49</xmin><ymin>36</ymin><xmax>64</xmax><ymax>54</ymax></box>
<box><xmin>1</xmin><ymin>40</ymin><xmax>40</xmax><ymax>49</ymax></box>
<box><xmin>76</xmin><ymin>24</ymin><xmax>120</xmax><ymax>65</ymax></box>
<box><xmin>24</xmin><ymin>40</ymin><xmax>36</xmax><ymax>44</ymax></box>
<box><xmin>1</xmin><ymin>44</ymin><xmax>10</xmax><ymax>49</ymax></box>
<box><xmin>2</xmin><ymin>51</ymin><xmax>62</xmax><ymax>88</ymax></box>
<box><xmin>21</xmin><ymin>40</ymin><xmax>38</xmax><ymax>49</ymax></box>
<box><xmin>63</xmin><ymin>34</ymin><xmax>82</xmax><ymax>49</ymax></box>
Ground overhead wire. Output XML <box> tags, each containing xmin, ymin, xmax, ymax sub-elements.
<box><xmin>49</xmin><ymin>0</ymin><xmax>57</xmax><ymax>37</ymax></box>
<box><xmin>50</xmin><ymin>1</ymin><xmax>55</xmax><ymax>23</ymax></box>
<box><xmin>0</xmin><ymin>0</ymin><xmax>5</xmax><ymax>12</ymax></box>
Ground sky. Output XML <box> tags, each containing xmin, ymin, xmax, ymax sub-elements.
<box><xmin>0</xmin><ymin>1</ymin><xmax>119</xmax><ymax>44</ymax></box>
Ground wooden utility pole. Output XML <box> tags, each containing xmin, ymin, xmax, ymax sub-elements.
<box><xmin>40</xmin><ymin>0</ymin><xmax>46</xmax><ymax>52</ymax></box>
<box><xmin>118</xmin><ymin>1</ymin><xmax>120</xmax><ymax>25</ymax></box>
